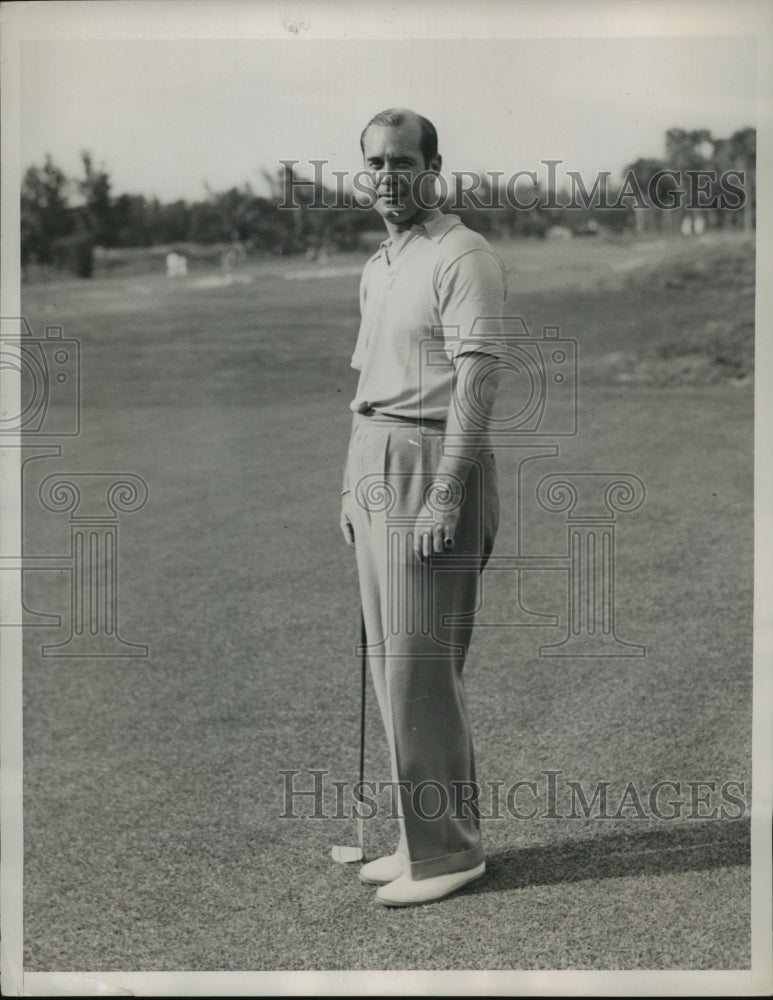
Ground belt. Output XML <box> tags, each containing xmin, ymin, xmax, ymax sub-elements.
<box><xmin>356</xmin><ymin>407</ymin><xmax>447</xmax><ymax>430</ymax></box>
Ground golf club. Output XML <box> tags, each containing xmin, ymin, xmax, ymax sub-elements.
<box><xmin>330</xmin><ymin>608</ymin><xmax>367</xmax><ymax>863</ymax></box>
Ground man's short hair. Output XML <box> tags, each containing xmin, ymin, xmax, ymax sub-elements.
<box><xmin>360</xmin><ymin>109</ymin><xmax>439</xmax><ymax>166</ymax></box>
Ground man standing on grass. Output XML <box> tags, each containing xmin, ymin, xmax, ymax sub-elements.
<box><xmin>340</xmin><ymin>108</ymin><xmax>506</xmax><ymax>906</ymax></box>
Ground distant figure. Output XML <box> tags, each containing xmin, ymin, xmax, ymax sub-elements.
<box><xmin>166</xmin><ymin>252</ymin><xmax>188</xmax><ymax>277</ymax></box>
<box><xmin>221</xmin><ymin>242</ymin><xmax>247</xmax><ymax>270</ymax></box>
<box><xmin>681</xmin><ymin>215</ymin><xmax>705</xmax><ymax>237</ymax></box>
<box><xmin>304</xmin><ymin>237</ymin><xmax>330</xmax><ymax>265</ymax></box>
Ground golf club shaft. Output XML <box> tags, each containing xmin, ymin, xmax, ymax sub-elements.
<box><xmin>357</xmin><ymin>608</ymin><xmax>366</xmax><ymax>848</ymax></box>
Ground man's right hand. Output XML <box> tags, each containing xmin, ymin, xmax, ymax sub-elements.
<box><xmin>340</xmin><ymin>495</ymin><xmax>355</xmax><ymax>546</ymax></box>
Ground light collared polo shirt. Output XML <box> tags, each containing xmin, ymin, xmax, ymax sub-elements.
<box><xmin>350</xmin><ymin>210</ymin><xmax>507</xmax><ymax>422</ymax></box>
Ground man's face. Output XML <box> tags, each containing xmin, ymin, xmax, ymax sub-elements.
<box><xmin>361</xmin><ymin>120</ymin><xmax>440</xmax><ymax>225</ymax></box>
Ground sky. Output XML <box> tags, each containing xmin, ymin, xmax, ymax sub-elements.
<box><xmin>16</xmin><ymin>14</ymin><xmax>760</xmax><ymax>204</ymax></box>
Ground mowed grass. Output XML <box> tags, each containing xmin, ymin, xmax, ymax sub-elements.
<box><xmin>19</xmin><ymin>232</ymin><xmax>753</xmax><ymax>972</ymax></box>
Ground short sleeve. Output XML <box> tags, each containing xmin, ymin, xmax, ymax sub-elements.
<box><xmin>437</xmin><ymin>247</ymin><xmax>507</xmax><ymax>363</ymax></box>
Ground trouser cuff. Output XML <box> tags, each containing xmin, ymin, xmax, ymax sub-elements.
<box><xmin>408</xmin><ymin>841</ymin><xmax>485</xmax><ymax>881</ymax></box>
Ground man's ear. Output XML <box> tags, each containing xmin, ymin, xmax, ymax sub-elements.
<box><xmin>428</xmin><ymin>154</ymin><xmax>442</xmax><ymax>175</ymax></box>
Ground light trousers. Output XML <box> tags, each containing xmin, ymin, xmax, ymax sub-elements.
<box><xmin>343</xmin><ymin>411</ymin><xmax>499</xmax><ymax>879</ymax></box>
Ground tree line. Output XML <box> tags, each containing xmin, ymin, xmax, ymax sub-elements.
<box><xmin>21</xmin><ymin>126</ymin><xmax>755</xmax><ymax>278</ymax></box>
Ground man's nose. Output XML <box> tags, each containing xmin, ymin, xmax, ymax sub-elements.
<box><xmin>376</xmin><ymin>169</ymin><xmax>401</xmax><ymax>187</ymax></box>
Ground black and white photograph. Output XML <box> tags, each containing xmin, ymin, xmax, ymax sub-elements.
<box><xmin>1</xmin><ymin>0</ymin><xmax>771</xmax><ymax>995</ymax></box>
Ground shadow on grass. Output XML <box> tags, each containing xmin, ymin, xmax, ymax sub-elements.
<box><xmin>467</xmin><ymin>819</ymin><xmax>750</xmax><ymax>895</ymax></box>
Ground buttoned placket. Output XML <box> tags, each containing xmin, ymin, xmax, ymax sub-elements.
<box><xmin>353</xmin><ymin>227</ymin><xmax>427</xmax><ymax>415</ymax></box>
<box><xmin>380</xmin><ymin>225</ymin><xmax>425</xmax><ymax>278</ymax></box>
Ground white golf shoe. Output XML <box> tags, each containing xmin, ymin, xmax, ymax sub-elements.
<box><xmin>375</xmin><ymin>861</ymin><xmax>486</xmax><ymax>907</ymax></box>
<box><xmin>359</xmin><ymin>852</ymin><xmax>406</xmax><ymax>885</ymax></box>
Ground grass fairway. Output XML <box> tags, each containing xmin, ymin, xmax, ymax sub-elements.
<box><xmin>19</xmin><ymin>231</ymin><xmax>753</xmax><ymax>972</ymax></box>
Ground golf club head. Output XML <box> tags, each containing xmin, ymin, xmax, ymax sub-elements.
<box><xmin>330</xmin><ymin>844</ymin><xmax>364</xmax><ymax>864</ymax></box>
<box><xmin>330</xmin><ymin>815</ymin><xmax>364</xmax><ymax>863</ymax></box>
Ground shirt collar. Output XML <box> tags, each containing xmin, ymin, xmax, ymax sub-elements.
<box><xmin>413</xmin><ymin>210</ymin><xmax>462</xmax><ymax>241</ymax></box>
<box><xmin>375</xmin><ymin>211</ymin><xmax>461</xmax><ymax>259</ymax></box>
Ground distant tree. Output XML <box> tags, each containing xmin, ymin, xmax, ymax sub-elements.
<box><xmin>20</xmin><ymin>154</ymin><xmax>73</xmax><ymax>266</ymax></box>
<box><xmin>78</xmin><ymin>151</ymin><xmax>115</xmax><ymax>246</ymax></box>
<box><xmin>623</xmin><ymin>157</ymin><xmax>671</xmax><ymax>233</ymax></box>
<box><xmin>112</xmin><ymin>193</ymin><xmax>153</xmax><ymax>246</ymax></box>
<box><xmin>664</xmin><ymin>128</ymin><xmax>714</xmax><ymax>172</ymax></box>
<box><xmin>150</xmin><ymin>198</ymin><xmax>191</xmax><ymax>244</ymax></box>
<box><xmin>710</xmin><ymin>138</ymin><xmax>745</xmax><ymax>230</ymax></box>
<box><xmin>729</xmin><ymin>126</ymin><xmax>756</xmax><ymax>165</ymax></box>
<box><xmin>626</xmin><ymin>157</ymin><xmax>668</xmax><ymax>189</ymax></box>
<box><xmin>589</xmin><ymin>192</ymin><xmax>632</xmax><ymax>234</ymax></box>
<box><xmin>620</xmin><ymin>128</ymin><xmax>756</xmax><ymax>236</ymax></box>
<box><xmin>666</xmin><ymin>129</ymin><xmax>715</xmax><ymax>232</ymax></box>
<box><xmin>729</xmin><ymin>127</ymin><xmax>756</xmax><ymax>232</ymax></box>
<box><xmin>202</xmin><ymin>183</ymin><xmax>259</xmax><ymax>243</ymax></box>
<box><xmin>187</xmin><ymin>199</ymin><xmax>228</xmax><ymax>243</ymax></box>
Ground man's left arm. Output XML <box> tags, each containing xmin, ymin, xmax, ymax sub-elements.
<box><xmin>415</xmin><ymin>351</ymin><xmax>500</xmax><ymax>558</ymax></box>
<box><xmin>414</xmin><ymin>248</ymin><xmax>506</xmax><ymax>559</ymax></box>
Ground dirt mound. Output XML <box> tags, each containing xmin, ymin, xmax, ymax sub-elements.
<box><xmin>611</xmin><ymin>235</ymin><xmax>754</xmax><ymax>387</ymax></box>
<box><xmin>625</xmin><ymin>235</ymin><xmax>754</xmax><ymax>292</ymax></box>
